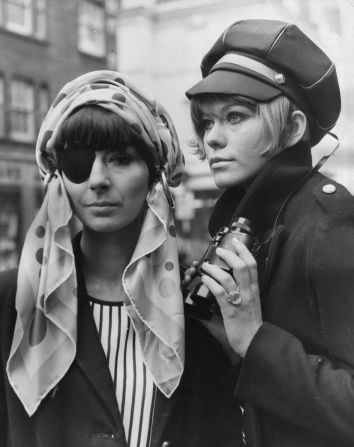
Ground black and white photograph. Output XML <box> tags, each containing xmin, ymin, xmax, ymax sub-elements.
<box><xmin>1</xmin><ymin>1</ymin><xmax>354</xmax><ymax>446</ymax></box>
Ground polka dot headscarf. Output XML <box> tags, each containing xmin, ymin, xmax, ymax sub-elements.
<box><xmin>7</xmin><ymin>71</ymin><xmax>185</xmax><ymax>416</ymax></box>
<box><xmin>36</xmin><ymin>70</ymin><xmax>184</xmax><ymax>187</ymax></box>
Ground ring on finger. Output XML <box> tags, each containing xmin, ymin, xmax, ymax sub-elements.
<box><xmin>227</xmin><ymin>287</ymin><xmax>242</xmax><ymax>306</ymax></box>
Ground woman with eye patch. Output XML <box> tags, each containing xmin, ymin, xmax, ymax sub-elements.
<box><xmin>0</xmin><ymin>71</ymin><xmax>242</xmax><ymax>447</ymax></box>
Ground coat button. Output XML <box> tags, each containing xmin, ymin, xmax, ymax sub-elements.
<box><xmin>322</xmin><ymin>184</ymin><xmax>336</xmax><ymax>194</ymax></box>
<box><xmin>162</xmin><ymin>442</ymin><xmax>170</xmax><ymax>447</ymax></box>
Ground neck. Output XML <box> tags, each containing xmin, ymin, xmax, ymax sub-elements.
<box><xmin>208</xmin><ymin>142</ymin><xmax>312</xmax><ymax>236</ymax></box>
<box><xmin>80</xmin><ymin>214</ymin><xmax>144</xmax><ymax>301</ymax></box>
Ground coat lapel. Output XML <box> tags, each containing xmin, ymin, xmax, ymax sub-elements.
<box><xmin>72</xmin><ymin>235</ymin><xmax>181</xmax><ymax>447</ymax></box>
<box><xmin>149</xmin><ymin>388</ymin><xmax>179</xmax><ymax>447</ymax></box>
<box><xmin>208</xmin><ymin>142</ymin><xmax>313</xmax><ymax>236</ymax></box>
<box><xmin>75</xmin><ymin>292</ymin><xmax>124</xmax><ymax>428</ymax></box>
<box><xmin>73</xmin><ymin>235</ymin><xmax>127</xmax><ymax>444</ymax></box>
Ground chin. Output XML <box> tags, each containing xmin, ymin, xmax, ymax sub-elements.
<box><xmin>82</xmin><ymin>217</ymin><xmax>130</xmax><ymax>234</ymax></box>
<box><xmin>213</xmin><ymin>174</ymin><xmax>245</xmax><ymax>190</ymax></box>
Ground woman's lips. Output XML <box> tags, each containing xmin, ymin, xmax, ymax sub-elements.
<box><xmin>210</xmin><ymin>160</ymin><xmax>231</xmax><ymax>169</ymax></box>
<box><xmin>86</xmin><ymin>202</ymin><xmax>120</xmax><ymax>214</ymax></box>
<box><xmin>87</xmin><ymin>202</ymin><xmax>118</xmax><ymax>207</ymax></box>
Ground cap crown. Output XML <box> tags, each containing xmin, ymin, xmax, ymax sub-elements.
<box><xmin>199</xmin><ymin>19</ymin><xmax>341</xmax><ymax>145</ymax></box>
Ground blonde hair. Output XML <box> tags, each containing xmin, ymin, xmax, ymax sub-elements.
<box><xmin>189</xmin><ymin>94</ymin><xmax>308</xmax><ymax>160</ymax></box>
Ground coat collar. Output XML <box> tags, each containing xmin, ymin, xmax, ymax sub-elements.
<box><xmin>72</xmin><ymin>235</ymin><xmax>178</xmax><ymax>446</ymax></box>
<box><xmin>209</xmin><ymin>142</ymin><xmax>313</xmax><ymax>236</ymax></box>
<box><xmin>72</xmin><ymin>235</ymin><xmax>127</xmax><ymax>444</ymax></box>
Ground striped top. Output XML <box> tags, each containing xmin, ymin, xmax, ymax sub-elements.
<box><xmin>89</xmin><ymin>297</ymin><xmax>156</xmax><ymax>447</ymax></box>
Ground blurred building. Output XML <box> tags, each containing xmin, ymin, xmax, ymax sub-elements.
<box><xmin>0</xmin><ymin>0</ymin><xmax>118</xmax><ymax>270</ymax></box>
<box><xmin>117</xmin><ymin>0</ymin><xmax>354</xmax><ymax>263</ymax></box>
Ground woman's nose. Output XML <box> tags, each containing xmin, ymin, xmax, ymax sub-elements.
<box><xmin>88</xmin><ymin>155</ymin><xmax>111</xmax><ymax>190</ymax></box>
<box><xmin>205</xmin><ymin>123</ymin><xmax>226</xmax><ymax>150</ymax></box>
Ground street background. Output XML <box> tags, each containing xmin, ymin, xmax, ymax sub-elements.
<box><xmin>0</xmin><ymin>0</ymin><xmax>353</xmax><ymax>269</ymax></box>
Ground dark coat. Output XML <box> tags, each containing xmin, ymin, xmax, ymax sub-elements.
<box><xmin>209</xmin><ymin>142</ymin><xmax>354</xmax><ymax>447</ymax></box>
<box><xmin>0</xmin><ymin>240</ymin><xmax>243</xmax><ymax>447</ymax></box>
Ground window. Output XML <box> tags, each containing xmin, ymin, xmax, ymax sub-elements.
<box><xmin>34</xmin><ymin>0</ymin><xmax>46</xmax><ymax>39</ymax></box>
<box><xmin>78</xmin><ymin>1</ymin><xmax>106</xmax><ymax>57</ymax></box>
<box><xmin>0</xmin><ymin>0</ymin><xmax>47</xmax><ymax>38</ymax></box>
<box><xmin>0</xmin><ymin>77</ymin><xmax>4</xmax><ymax>137</ymax></box>
<box><xmin>10</xmin><ymin>79</ymin><xmax>35</xmax><ymax>141</ymax></box>
<box><xmin>324</xmin><ymin>6</ymin><xmax>341</xmax><ymax>36</ymax></box>
<box><xmin>38</xmin><ymin>85</ymin><xmax>49</xmax><ymax>128</ymax></box>
<box><xmin>3</xmin><ymin>0</ymin><xmax>33</xmax><ymax>35</ymax></box>
<box><xmin>105</xmin><ymin>0</ymin><xmax>117</xmax><ymax>15</ymax></box>
<box><xmin>0</xmin><ymin>189</ymin><xmax>20</xmax><ymax>271</ymax></box>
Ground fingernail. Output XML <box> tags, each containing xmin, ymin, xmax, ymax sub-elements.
<box><xmin>201</xmin><ymin>262</ymin><xmax>208</xmax><ymax>271</ymax></box>
<box><xmin>232</xmin><ymin>238</ymin><xmax>240</xmax><ymax>245</ymax></box>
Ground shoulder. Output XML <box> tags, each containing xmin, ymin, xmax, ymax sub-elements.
<box><xmin>286</xmin><ymin>173</ymin><xmax>354</xmax><ymax>228</ymax></box>
<box><xmin>311</xmin><ymin>174</ymin><xmax>354</xmax><ymax>216</ymax></box>
<box><xmin>303</xmin><ymin>176</ymin><xmax>354</xmax><ymax>274</ymax></box>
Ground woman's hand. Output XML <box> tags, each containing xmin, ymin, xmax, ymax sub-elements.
<box><xmin>201</xmin><ymin>237</ymin><xmax>263</xmax><ymax>358</ymax></box>
<box><xmin>181</xmin><ymin>260</ymin><xmax>200</xmax><ymax>288</ymax></box>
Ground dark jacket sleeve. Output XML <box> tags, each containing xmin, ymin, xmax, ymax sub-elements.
<box><xmin>235</xmin><ymin>210</ymin><xmax>354</xmax><ymax>443</ymax></box>
<box><xmin>0</xmin><ymin>268</ymin><xmax>18</xmax><ymax>447</ymax></box>
<box><xmin>0</xmin><ymin>350</ymin><xmax>8</xmax><ymax>447</ymax></box>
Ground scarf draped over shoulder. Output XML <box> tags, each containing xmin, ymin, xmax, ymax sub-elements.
<box><xmin>6</xmin><ymin>70</ymin><xmax>185</xmax><ymax>416</ymax></box>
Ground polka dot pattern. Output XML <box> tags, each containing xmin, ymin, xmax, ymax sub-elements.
<box><xmin>165</xmin><ymin>261</ymin><xmax>174</xmax><ymax>271</ymax></box>
<box><xmin>91</xmin><ymin>84</ymin><xmax>107</xmax><ymax>90</ymax></box>
<box><xmin>85</xmin><ymin>99</ymin><xmax>98</xmax><ymax>106</ymax></box>
<box><xmin>35</xmin><ymin>226</ymin><xmax>45</xmax><ymax>238</ymax></box>
<box><xmin>36</xmin><ymin>248</ymin><xmax>44</xmax><ymax>264</ymax></box>
<box><xmin>169</xmin><ymin>225</ymin><xmax>176</xmax><ymax>237</ymax></box>
<box><xmin>112</xmin><ymin>92</ymin><xmax>126</xmax><ymax>102</ymax></box>
<box><xmin>51</xmin><ymin>92</ymin><xmax>67</xmax><ymax>108</ymax></box>
<box><xmin>114</xmin><ymin>77</ymin><xmax>125</xmax><ymax>85</ymax></box>
<box><xmin>159</xmin><ymin>277</ymin><xmax>177</xmax><ymax>298</ymax></box>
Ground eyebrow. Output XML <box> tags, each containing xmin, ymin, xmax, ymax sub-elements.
<box><xmin>221</xmin><ymin>102</ymin><xmax>254</xmax><ymax>111</ymax></box>
<box><xmin>201</xmin><ymin>102</ymin><xmax>254</xmax><ymax>117</ymax></box>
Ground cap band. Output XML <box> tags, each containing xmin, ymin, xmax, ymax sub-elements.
<box><xmin>210</xmin><ymin>51</ymin><xmax>311</xmax><ymax>115</ymax></box>
<box><xmin>212</xmin><ymin>52</ymin><xmax>283</xmax><ymax>84</ymax></box>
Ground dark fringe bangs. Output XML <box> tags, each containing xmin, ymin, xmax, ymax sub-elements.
<box><xmin>55</xmin><ymin>105</ymin><xmax>143</xmax><ymax>152</ymax></box>
<box><xmin>54</xmin><ymin>105</ymin><xmax>159</xmax><ymax>184</ymax></box>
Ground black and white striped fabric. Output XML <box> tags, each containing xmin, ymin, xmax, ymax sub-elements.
<box><xmin>90</xmin><ymin>297</ymin><xmax>156</xmax><ymax>447</ymax></box>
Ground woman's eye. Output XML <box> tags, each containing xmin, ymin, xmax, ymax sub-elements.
<box><xmin>227</xmin><ymin>112</ymin><xmax>242</xmax><ymax>125</ymax></box>
<box><xmin>202</xmin><ymin>119</ymin><xmax>213</xmax><ymax>131</ymax></box>
<box><xmin>109</xmin><ymin>154</ymin><xmax>132</xmax><ymax>166</ymax></box>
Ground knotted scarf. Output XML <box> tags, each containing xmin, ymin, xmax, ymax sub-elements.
<box><xmin>7</xmin><ymin>71</ymin><xmax>185</xmax><ymax>416</ymax></box>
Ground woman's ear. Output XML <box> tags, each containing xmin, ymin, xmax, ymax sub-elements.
<box><xmin>284</xmin><ymin>110</ymin><xmax>308</xmax><ymax>148</ymax></box>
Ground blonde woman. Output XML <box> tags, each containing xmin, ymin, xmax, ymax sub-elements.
<box><xmin>185</xmin><ymin>19</ymin><xmax>354</xmax><ymax>447</ymax></box>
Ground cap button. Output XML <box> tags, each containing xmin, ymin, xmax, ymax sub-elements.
<box><xmin>322</xmin><ymin>184</ymin><xmax>336</xmax><ymax>194</ymax></box>
<box><xmin>274</xmin><ymin>73</ymin><xmax>286</xmax><ymax>84</ymax></box>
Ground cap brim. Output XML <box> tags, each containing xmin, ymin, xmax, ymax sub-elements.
<box><xmin>186</xmin><ymin>69</ymin><xmax>282</xmax><ymax>101</ymax></box>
